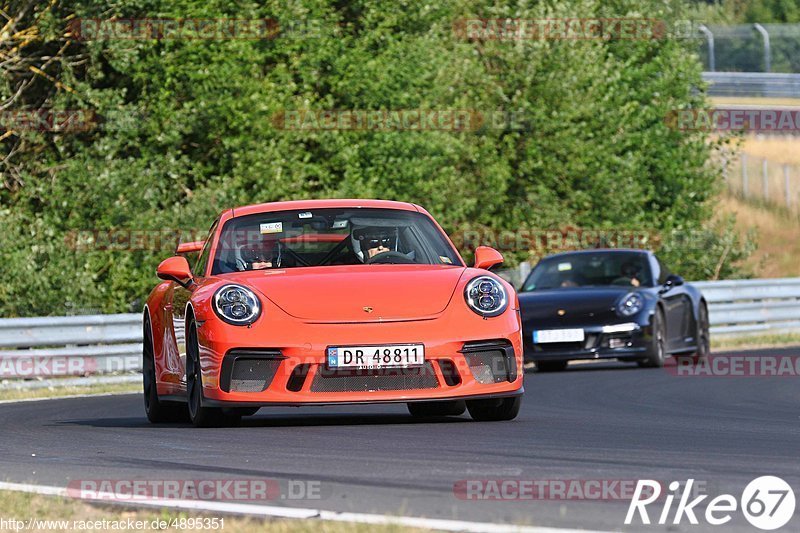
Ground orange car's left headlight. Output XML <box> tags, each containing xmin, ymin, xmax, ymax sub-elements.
<box><xmin>464</xmin><ymin>276</ymin><xmax>508</xmax><ymax>317</ymax></box>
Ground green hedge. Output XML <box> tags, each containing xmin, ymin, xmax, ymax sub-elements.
<box><xmin>0</xmin><ymin>0</ymin><xmax>750</xmax><ymax>316</ymax></box>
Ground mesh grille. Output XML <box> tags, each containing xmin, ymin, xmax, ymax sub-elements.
<box><xmin>464</xmin><ymin>350</ymin><xmax>510</xmax><ymax>384</ymax></box>
<box><xmin>229</xmin><ymin>358</ymin><xmax>281</xmax><ymax>392</ymax></box>
<box><xmin>310</xmin><ymin>362</ymin><xmax>439</xmax><ymax>393</ymax></box>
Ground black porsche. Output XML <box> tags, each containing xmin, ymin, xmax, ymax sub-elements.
<box><xmin>518</xmin><ymin>249</ymin><xmax>709</xmax><ymax>371</ymax></box>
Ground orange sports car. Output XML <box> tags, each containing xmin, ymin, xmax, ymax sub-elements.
<box><xmin>143</xmin><ymin>199</ymin><xmax>523</xmax><ymax>427</ymax></box>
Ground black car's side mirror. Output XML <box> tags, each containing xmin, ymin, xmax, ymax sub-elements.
<box><xmin>661</xmin><ymin>274</ymin><xmax>684</xmax><ymax>292</ymax></box>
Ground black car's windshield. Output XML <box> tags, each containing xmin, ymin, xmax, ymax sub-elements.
<box><xmin>211</xmin><ymin>208</ymin><xmax>462</xmax><ymax>274</ymax></box>
<box><xmin>521</xmin><ymin>252</ymin><xmax>653</xmax><ymax>291</ymax></box>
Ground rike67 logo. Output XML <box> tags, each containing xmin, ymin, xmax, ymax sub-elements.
<box><xmin>625</xmin><ymin>477</ymin><xmax>795</xmax><ymax>530</ymax></box>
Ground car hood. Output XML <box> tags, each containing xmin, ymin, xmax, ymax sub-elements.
<box><xmin>225</xmin><ymin>265</ymin><xmax>466</xmax><ymax>322</ymax></box>
<box><xmin>518</xmin><ymin>286</ymin><xmax>637</xmax><ymax>326</ymax></box>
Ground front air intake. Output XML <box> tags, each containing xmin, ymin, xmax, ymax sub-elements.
<box><xmin>460</xmin><ymin>340</ymin><xmax>517</xmax><ymax>383</ymax></box>
<box><xmin>220</xmin><ymin>349</ymin><xmax>284</xmax><ymax>393</ymax></box>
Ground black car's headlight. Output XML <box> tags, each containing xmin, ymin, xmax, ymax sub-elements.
<box><xmin>616</xmin><ymin>292</ymin><xmax>644</xmax><ymax>317</ymax></box>
<box><xmin>213</xmin><ymin>284</ymin><xmax>261</xmax><ymax>325</ymax></box>
<box><xmin>465</xmin><ymin>276</ymin><xmax>508</xmax><ymax>317</ymax></box>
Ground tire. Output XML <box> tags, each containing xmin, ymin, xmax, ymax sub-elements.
<box><xmin>536</xmin><ymin>361</ymin><xmax>568</xmax><ymax>372</ymax></box>
<box><xmin>467</xmin><ymin>396</ymin><xmax>522</xmax><ymax>422</ymax></box>
<box><xmin>693</xmin><ymin>303</ymin><xmax>710</xmax><ymax>364</ymax></box>
<box><xmin>143</xmin><ymin>316</ymin><xmax>188</xmax><ymax>423</ymax></box>
<box><xmin>407</xmin><ymin>400</ymin><xmax>466</xmax><ymax>418</ymax></box>
<box><xmin>186</xmin><ymin>317</ymin><xmax>241</xmax><ymax>428</ymax></box>
<box><xmin>640</xmin><ymin>309</ymin><xmax>666</xmax><ymax>368</ymax></box>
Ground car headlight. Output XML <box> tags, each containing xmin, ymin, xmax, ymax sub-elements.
<box><xmin>617</xmin><ymin>292</ymin><xmax>644</xmax><ymax>317</ymax></box>
<box><xmin>213</xmin><ymin>284</ymin><xmax>261</xmax><ymax>325</ymax></box>
<box><xmin>465</xmin><ymin>276</ymin><xmax>508</xmax><ymax>317</ymax></box>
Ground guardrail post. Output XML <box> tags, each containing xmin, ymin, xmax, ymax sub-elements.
<box><xmin>753</xmin><ymin>23</ymin><xmax>771</xmax><ymax>73</ymax></box>
<box><xmin>698</xmin><ymin>25</ymin><xmax>715</xmax><ymax>72</ymax></box>
<box><xmin>762</xmin><ymin>158</ymin><xmax>769</xmax><ymax>199</ymax></box>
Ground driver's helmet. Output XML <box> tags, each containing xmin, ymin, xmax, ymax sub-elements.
<box><xmin>241</xmin><ymin>241</ymin><xmax>280</xmax><ymax>270</ymax></box>
<box><xmin>620</xmin><ymin>261</ymin><xmax>639</xmax><ymax>278</ymax></box>
<box><xmin>351</xmin><ymin>226</ymin><xmax>397</xmax><ymax>262</ymax></box>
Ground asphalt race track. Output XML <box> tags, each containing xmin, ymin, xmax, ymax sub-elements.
<box><xmin>2</xmin><ymin>348</ymin><xmax>798</xmax><ymax>532</ymax></box>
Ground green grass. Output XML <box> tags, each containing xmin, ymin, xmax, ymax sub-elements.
<box><xmin>712</xmin><ymin>332</ymin><xmax>800</xmax><ymax>351</ymax></box>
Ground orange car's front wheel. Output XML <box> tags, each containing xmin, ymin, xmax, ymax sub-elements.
<box><xmin>186</xmin><ymin>316</ymin><xmax>240</xmax><ymax>428</ymax></box>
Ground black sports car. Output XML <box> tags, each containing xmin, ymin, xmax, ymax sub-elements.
<box><xmin>518</xmin><ymin>249</ymin><xmax>709</xmax><ymax>371</ymax></box>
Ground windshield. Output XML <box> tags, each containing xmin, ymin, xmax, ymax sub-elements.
<box><xmin>210</xmin><ymin>208</ymin><xmax>463</xmax><ymax>274</ymax></box>
<box><xmin>521</xmin><ymin>251</ymin><xmax>652</xmax><ymax>291</ymax></box>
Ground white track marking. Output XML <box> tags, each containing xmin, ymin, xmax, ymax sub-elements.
<box><xmin>0</xmin><ymin>481</ymin><xmax>612</xmax><ymax>533</ymax></box>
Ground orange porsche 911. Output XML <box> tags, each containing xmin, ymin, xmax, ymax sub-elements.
<box><xmin>143</xmin><ymin>199</ymin><xmax>523</xmax><ymax>426</ymax></box>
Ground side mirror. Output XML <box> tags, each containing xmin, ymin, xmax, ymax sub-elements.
<box><xmin>662</xmin><ymin>274</ymin><xmax>684</xmax><ymax>291</ymax></box>
<box><xmin>156</xmin><ymin>256</ymin><xmax>193</xmax><ymax>287</ymax></box>
<box><xmin>176</xmin><ymin>241</ymin><xmax>204</xmax><ymax>254</ymax></box>
<box><xmin>474</xmin><ymin>246</ymin><xmax>504</xmax><ymax>270</ymax></box>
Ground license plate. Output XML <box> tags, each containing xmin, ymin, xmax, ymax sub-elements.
<box><xmin>533</xmin><ymin>328</ymin><xmax>585</xmax><ymax>344</ymax></box>
<box><xmin>327</xmin><ymin>344</ymin><xmax>425</xmax><ymax>369</ymax></box>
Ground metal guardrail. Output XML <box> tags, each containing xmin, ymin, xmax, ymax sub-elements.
<box><xmin>692</xmin><ymin>278</ymin><xmax>800</xmax><ymax>336</ymax></box>
<box><xmin>702</xmin><ymin>72</ymin><xmax>800</xmax><ymax>98</ymax></box>
<box><xmin>0</xmin><ymin>314</ymin><xmax>141</xmax><ymax>379</ymax></box>
<box><xmin>0</xmin><ymin>278</ymin><xmax>797</xmax><ymax>379</ymax></box>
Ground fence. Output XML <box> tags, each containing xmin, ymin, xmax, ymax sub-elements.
<box><xmin>722</xmin><ymin>152</ymin><xmax>800</xmax><ymax>211</ymax></box>
<box><xmin>0</xmin><ymin>278</ymin><xmax>798</xmax><ymax>379</ymax></box>
<box><xmin>0</xmin><ymin>314</ymin><xmax>141</xmax><ymax>379</ymax></box>
<box><xmin>697</xmin><ymin>23</ymin><xmax>800</xmax><ymax>74</ymax></box>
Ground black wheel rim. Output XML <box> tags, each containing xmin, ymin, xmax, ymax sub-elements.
<box><xmin>655</xmin><ymin>316</ymin><xmax>665</xmax><ymax>363</ymax></box>
<box><xmin>186</xmin><ymin>322</ymin><xmax>201</xmax><ymax>419</ymax></box>
<box><xmin>699</xmin><ymin>307</ymin><xmax>710</xmax><ymax>356</ymax></box>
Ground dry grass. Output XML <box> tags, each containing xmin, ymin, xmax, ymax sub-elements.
<box><xmin>710</xmin><ymin>96</ymin><xmax>800</xmax><ymax>107</ymax></box>
<box><xmin>0</xmin><ymin>490</ymin><xmax>426</xmax><ymax>533</ymax></box>
<box><xmin>716</xmin><ymin>196</ymin><xmax>800</xmax><ymax>278</ymax></box>
<box><xmin>739</xmin><ymin>136</ymin><xmax>800</xmax><ymax>166</ymax></box>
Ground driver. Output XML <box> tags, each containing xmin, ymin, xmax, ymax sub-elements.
<box><xmin>613</xmin><ymin>262</ymin><xmax>641</xmax><ymax>287</ymax></box>
<box><xmin>240</xmin><ymin>242</ymin><xmax>280</xmax><ymax>270</ymax></box>
<box><xmin>352</xmin><ymin>227</ymin><xmax>397</xmax><ymax>262</ymax></box>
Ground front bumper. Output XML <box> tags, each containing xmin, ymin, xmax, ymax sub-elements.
<box><xmin>172</xmin><ymin>306</ymin><xmax>524</xmax><ymax>405</ymax></box>
<box><xmin>523</xmin><ymin>323</ymin><xmax>648</xmax><ymax>363</ymax></box>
